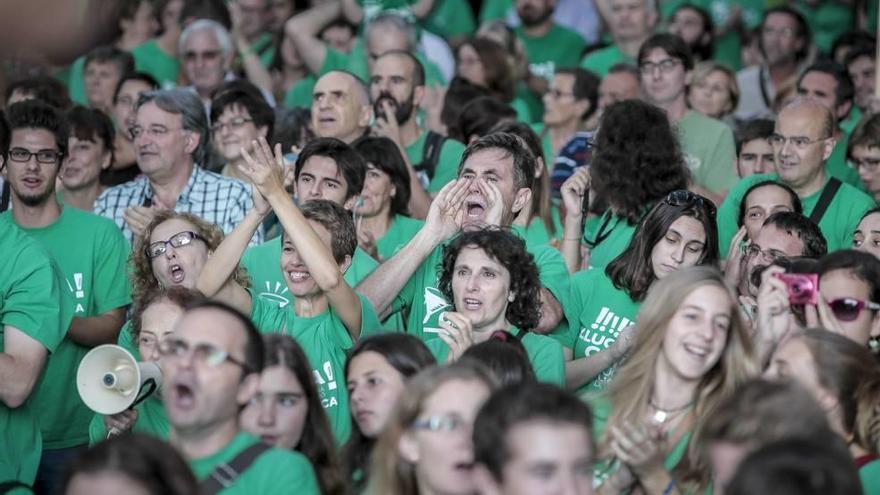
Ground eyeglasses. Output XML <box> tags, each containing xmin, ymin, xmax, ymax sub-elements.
<box><xmin>158</xmin><ymin>337</ymin><xmax>250</xmax><ymax>371</ymax></box>
<box><xmin>145</xmin><ymin>231</ymin><xmax>206</xmax><ymax>259</ymax></box>
<box><xmin>768</xmin><ymin>133</ymin><xmax>829</xmax><ymax>150</ymax></box>
<box><xmin>639</xmin><ymin>58</ymin><xmax>681</xmax><ymax>75</ymax></box>
<box><xmin>129</xmin><ymin>125</ymin><xmax>183</xmax><ymax>140</ymax></box>
<box><xmin>851</xmin><ymin>157</ymin><xmax>880</xmax><ymax>173</ymax></box>
<box><xmin>828</xmin><ymin>298</ymin><xmax>880</xmax><ymax>322</ymax></box>
<box><xmin>548</xmin><ymin>88</ymin><xmax>575</xmax><ymax>99</ymax></box>
<box><xmin>211</xmin><ymin>117</ymin><xmax>254</xmax><ymax>134</ymax></box>
<box><xmin>182</xmin><ymin>50</ymin><xmax>222</xmax><ymax>63</ymax></box>
<box><xmin>8</xmin><ymin>147</ymin><xmax>62</xmax><ymax>164</ymax></box>
<box><xmin>662</xmin><ymin>190</ymin><xmax>717</xmax><ymax>218</ymax></box>
<box><xmin>744</xmin><ymin>244</ymin><xmax>788</xmax><ymax>264</ymax></box>
<box><xmin>412</xmin><ymin>414</ymin><xmax>467</xmax><ymax>433</ymax></box>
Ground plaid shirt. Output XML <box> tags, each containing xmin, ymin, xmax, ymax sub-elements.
<box><xmin>94</xmin><ymin>166</ymin><xmax>263</xmax><ymax>246</ymax></box>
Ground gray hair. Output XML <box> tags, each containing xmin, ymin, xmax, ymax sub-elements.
<box><xmin>364</xmin><ymin>11</ymin><xmax>418</xmax><ymax>52</ymax></box>
<box><xmin>137</xmin><ymin>89</ymin><xmax>210</xmax><ymax>165</ymax></box>
<box><xmin>179</xmin><ymin>19</ymin><xmax>234</xmax><ymax>57</ymax></box>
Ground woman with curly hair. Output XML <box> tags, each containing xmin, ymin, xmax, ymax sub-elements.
<box><xmin>426</xmin><ymin>228</ymin><xmax>565</xmax><ymax>386</ymax></box>
<box><xmin>560</xmin><ymin>99</ymin><xmax>691</xmax><ymax>271</ymax></box>
<box><xmin>560</xmin><ymin>190</ymin><xmax>719</xmax><ymax>394</ymax></box>
<box><xmin>592</xmin><ymin>266</ymin><xmax>757</xmax><ymax>494</ymax></box>
<box><xmin>240</xmin><ymin>334</ymin><xmax>347</xmax><ymax>495</ymax></box>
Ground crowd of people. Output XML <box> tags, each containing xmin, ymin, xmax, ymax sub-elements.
<box><xmin>0</xmin><ymin>0</ymin><xmax>879</xmax><ymax>493</ymax></box>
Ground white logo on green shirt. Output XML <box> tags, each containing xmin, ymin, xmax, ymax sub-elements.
<box><xmin>313</xmin><ymin>361</ymin><xmax>339</xmax><ymax>409</ymax></box>
<box><xmin>423</xmin><ymin>287</ymin><xmax>451</xmax><ymax>334</ymax></box>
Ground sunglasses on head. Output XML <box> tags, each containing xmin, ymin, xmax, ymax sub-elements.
<box><xmin>662</xmin><ymin>190</ymin><xmax>717</xmax><ymax>218</ymax></box>
<box><xmin>828</xmin><ymin>298</ymin><xmax>880</xmax><ymax>322</ymax></box>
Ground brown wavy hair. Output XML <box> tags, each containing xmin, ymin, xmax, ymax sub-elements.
<box><xmin>130</xmin><ymin>210</ymin><xmax>250</xmax><ymax>300</ymax></box>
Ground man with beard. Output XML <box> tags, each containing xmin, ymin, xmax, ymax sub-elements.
<box><xmin>1</xmin><ymin>100</ymin><xmax>130</xmax><ymax>493</ymax></box>
<box><xmin>734</xmin><ymin>7</ymin><xmax>811</xmax><ymax>121</ymax></box>
<box><xmin>369</xmin><ymin>51</ymin><xmax>465</xmax><ymax>217</ymax></box>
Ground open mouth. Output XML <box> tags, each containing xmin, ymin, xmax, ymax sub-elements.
<box><xmin>169</xmin><ymin>265</ymin><xmax>185</xmax><ymax>284</ymax></box>
<box><xmin>465</xmin><ymin>199</ymin><xmax>486</xmax><ymax>219</ymax></box>
<box><xmin>287</xmin><ymin>270</ymin><xmax>312</xmax><ymax>283</ymax></box>
<box><xmin>462</xmin><ymin>298</ymin><xmax>482</xmax><ymax>310</ymax></box>
<box><xmin>683</xmin><ymin>343</ymin><xmax>710</xmax><ymax>361</ymax></box>
<box><xmin>172</xmin><ymin>381</ymin><xmax>196</xmax><ymax>410</ymax></box>
<box><xmin>453</xmin><ymin>461</ymin><xmax>474</xmax><ymax>473</ymax></box>
<box><xmin>22</xmin><ymin>177</ymin><xmax>42</xmax><ymax>187</ymax></box>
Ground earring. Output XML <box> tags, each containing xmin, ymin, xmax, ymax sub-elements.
<box><xmin>508</xmin><ymin>293</ymin><xmax>515</xmax><ymax>302</ymax></box>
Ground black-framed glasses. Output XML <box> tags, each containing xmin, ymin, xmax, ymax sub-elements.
<box><xmin>851</xmin><ymin>156</ymin><xmax>880</xmax><ymax>173</ymax></box>
<box><xmin>145</xmin><ymin>231</ymin><xmax>206</xmax><ymax>259</ymax></box>
<box><xmin>412</xmin><ymin>413</ymin><xmax>467</xmax><ymax>433</ymax></box>
<box><xmin>662</xmin><ymin>190</ymin><xmax>717</xmax><ymax>218</ymax></box>
<box><xmin>828</xmin><ymin>298</ymin><xmax>880</xmax><ymax>322</ymax></box>
<box><xmin>768</xmin><ymin>133</ymin><xmax>829</xmax><ymax>150</ymax></box>
<box><xmin>158</xmin><ymin>337</ymin><xmax>250</xmax><ymax>371</ymax></box>
<box><xmin>8</xmin><ymin>147</ymin><xmax>62</xmax><ymax>164</ymax></box>
<box><xmin>211</xmin><ymin>117</ymin><xmax>254</xmax><ymax>134</ymax></box>
<box><xmin>639</xmin><ymin>58</ymin><xmax>681</xmax><ymax>75</ymax></box>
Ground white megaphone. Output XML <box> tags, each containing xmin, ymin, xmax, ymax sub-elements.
<box><xmin>77</xmin><ymin>344</ymin><xmax>162</xmax><ymax>415</ymax></box>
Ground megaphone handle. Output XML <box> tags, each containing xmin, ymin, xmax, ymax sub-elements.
<box><xmin>107</xmin><ymin>427</ymin><xmax>122</xmax><ymax>439</ymax></box>
<box><xmin>131</xmin><ymin>378</ymin><xmax>158</xmax><ymax>409</ymax></box>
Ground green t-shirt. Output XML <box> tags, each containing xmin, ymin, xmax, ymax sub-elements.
<box><xmin>795</xmin><ymin>0</ymin><xmax>854</xmax><ymax>55</ymax></box>
<box><xmin>425</xmin><ymin>331</ymin><xmax>565</xmax><ymax>386</ymax></box>
<box><xmin>587</xmin><ymin>394</ymin><xmax>692</xmax><ymax>490</ymax></box>
<box><xmin>249</xmin><ymin>292</ymin><xmax>384</xmax><ymax>442</ymax></box>
<box><xmin>716</xmin><ymin>173</ymin><xmax>877</xmax><ymax>255</ymax></box>
<box><xmin>522</xmin><ymin>206</ymin><xmax>562</xmax><ymax>248</ymax></box>
<box><xmin>827</xmin><ymin>134</ymin><xmax>867</xmax><ymax>192</ymax></box>
<box><xmin>284</xmin><ymin>75</ymin><xmax>318</xmax><ymax>109</ymax></box>
<box><xmin>692</xmin><ymin>0</ymin><xmax>763</xmax><ymax>72</ymax></box>
<box><xmin>190</xmin><ymin>432</ymin><xmax>320</xmax><ymax>494</ymax></box>
<box><xmin>132</xmin><ymin>39</ymin><xmax>179</xmax><ymax>89</ymax></box>
<box><xmin>422</xmin><ymin>0</ymin><xmax>477</xmax><ymax>39</ymax></box>
<box><xmin>88</xmin><ymin>393</ymin><xmax>169</xmax><ymax>445</ymax></box>
<box><xmin>6</xmin><ymin>208</ymin><xmax>132</xmax><ymax>449</ymax></box>
<box><xmin>678</xmin><ymin>111</ymin><xmax>739</xmax><ymax>194</ymax></box>
<box><xmin>861</xmin><ymin>458</ymin><xmax>880</xmax><ymax>495</ymax></box>
<box><xmin>66</xmin><ymin>55</ymin><xmax>88</xmax><ymax>105</ymax></box>
<box><xmin>393</xmin><ymin>228</ymin><xmax>571</xmax><ymax>341</ymax></box>
<box><xmin>558</xmin><ymin>269</ymin><xmax>640</xmax><ymax>395</ymax></box>
<box><xmin>404</xmin><ymin>131</ymin><xmax>467</xmax><ymax>193</ymax></box>
<box><xmin>842</xmin><ymin>107</ymin><xmax>863</xmax><ymax>135</ymax></box>
<box><xmin>580</xmin><ymin>44</ymin><xmax>632</xmax><ymax>78</ymax></box>
<box><xmin>582</xmin><ymin>210</ymin><xmax>639</xmax><ymax>271</ymax></box>
<box><xmin>377</xmin><ymin>214</ymin><xmax>425</xmax><ymax>261</ymax></box>
<box><xmin>241</xmin><ymin>236</ymin><xmax>378</xmax><ymax>309</ymax></box>
<box><xmin>515</xmin><ymin>24</ymin><xmax>587</xmax><ymax>81</ymax></box>
<box><xmin>0</xmin><ymin>218</ymin><xmax>67</xmax><ymax>486</ymax></box>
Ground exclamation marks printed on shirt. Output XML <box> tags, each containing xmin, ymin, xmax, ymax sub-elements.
<box><xmin>591</xmin><ymin>307</ymin><xmax>610</xmax><ymax>331</ymax></box>
<box><xmin>324</xmin><ymin>362</ymin><xmax>336</xmax><ymax>391</ymax></box>
<box><xmin>612</xmin><ymin>318</ymin><xmax>632</xmax><ymax>338</ymax></box>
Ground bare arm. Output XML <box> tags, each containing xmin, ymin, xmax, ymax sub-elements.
<box><xmin>284</xmin><ymin>0</ymin><xmax>341</xmax><ymax>75</ymax></box>
<box><xmin>340</xmin><ymin>0</ymin><xmax>364</xmax><ymax>25</ymax></box>
<box><xmin>0</xmin><ymin>325</ymin><xmax>47</xmax><ymax>408</ymax></box>
<box><xmin>564</xmin><ymin>331</ymin><xmax>634</xmax><ymax>390</ymax></box>
<box><xmin>357</xmin><ymin>178</ymin><xmax>471</xmax><ymax>318</ymax></box>
<box><xmin>559</xmin><ymin>167</ymin><xmax>590</xmax><ymax>273</ymax></box>
<box><xmin>66</xmin><ymin>307</ymin><xmax>128</xmax><ymax>347</ymax></box>
<box><xmin>230</xmin><ymin>1</ymin><xmax>273</xmax><ymax>95</ymax></box>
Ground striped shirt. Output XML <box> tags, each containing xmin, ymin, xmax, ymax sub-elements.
<box><xmin>94</xmin><ymin>166</ymin><xmax>262</xmax><ymax>246</ymax></box>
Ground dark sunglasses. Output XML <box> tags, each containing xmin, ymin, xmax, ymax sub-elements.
<box><xmin>828</xmin><ymin>298</ymin><xmax>880</xmax><ymax>322</ymax></box>
<box><xmin>662</xmin><ymin>190</ymin><xmax>717</xmax><ymax>219</ymax></box>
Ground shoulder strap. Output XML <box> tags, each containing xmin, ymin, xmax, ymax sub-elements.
<box><xmin>199</xmin><ymin>442</ymin><xmax>272</xmax><ymax>495</ymax></box>
<box><xmin>415</xmin><ymin>131</ymin><xmax>447</xmax><ymax>180</ymax></box>
<box><xmin>808</xmin><ymin>178</ymin><xmax>841</xmax><ymax>225</ymax></box>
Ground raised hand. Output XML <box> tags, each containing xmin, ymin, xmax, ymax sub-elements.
<box><xmin>723</xmin><ymin>226</ymin><xmax>748</xmax><ymax>289</ymax></box>
<box><xmin>755</xmin><ymin>265</ymin><xmax>797</xmax><ymax>351</ymax></box>
<box><xmin>104</xmin><ymin>408</ymin><xmax>139</xmax><ymax>438</ymax></box>
<box><xmin>239</xmin><ymin>137</ymin><xmax>286</xmax><ymax>199</ymax></box>
<box><xmin>124</xmin><ymin>205</ymin><xmax>160</xmax><ymax>239</ymax></box>
<box><xmin>438</xmin><ymin>311</ymin><xmax>475</xmax><ymax>363</ymax></box>
<box><xmin>561</xmin><ymin>166</ymin><xmax>590</xmax><ymax>220</ymax></box>
<box><xmin>610</xmin><ymin>420</ymin><xmax>666</xmax><ymax>479</ymax></box>
<box><xmin>475</xmin><ymin>177</ymin><xmax>505</xmax><ymax>227</ymax></box>
<box><xmin>357</xmin><ymin>227</ymin><xmax>379</xmax><ymax>260</ymax></box>
<box><xmin>424</xmin><ymin>178</ymin><xmax>470</xmax><ymax>242</ymax></box>
<box><xmin>372</xmin><ymin>100</ymin><xmax>403</xmax><ymax>146</ymax></box>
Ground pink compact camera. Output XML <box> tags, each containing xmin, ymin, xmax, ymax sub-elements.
<box><xmin>775</xmin><ymin>273</ymin><xmax>819</xmax><ymax>305</ymax></box>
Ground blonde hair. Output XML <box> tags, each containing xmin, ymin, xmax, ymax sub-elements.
<box><xmin>690</xmin><ymin>61</ymin><xmax>740</xmax><ymax>115</ymax></box>
<box><xmin>367</xmin><ymin>362</ymin><xmax>498</xmax><ymax>495</ymax></box>
<box><xmin>603</xmin><ymin>266</ymin><xmax>758</xmax><ymax>487</ymax></box>
<box><xmin>130</xmin><ymin>211</ymin><xmax>250</xmax><ymax>300</ymax></box>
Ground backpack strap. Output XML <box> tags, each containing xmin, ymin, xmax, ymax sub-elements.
<box><xmin>808</xmin><ymin>177</ymin><xmax>841</xmax><ymax>225</ymax></box>
<box><xmin>414</xmin><ymin>131</ymin><xmax>446</xmax><ymax>187</ymax></box>
<box><xmin>199</xmin><ymin>442</ymin><xmax>272</xmax><ymax>495</ymax></box>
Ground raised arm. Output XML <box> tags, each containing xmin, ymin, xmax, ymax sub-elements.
<box><xmin>241</xmin><ymin>138</ymin><xmax>364</xmax><ymax>338</ymax></box>
<box><xmin>560</xmin><ymin>167</ymin><xmax>590</xmax><ymax>273</ymax></box>
<box><xmin>356</xmin><ymin>178</ymin><xmax>470</xmax><ymax>319</ymax></box>
<box><xmin>195</xmin><ymin>189</ymin><xmax>267</xmax><ymax>316</ymax></box>
<box><xmin>284</xmin><ymin>0</ymin><xmax>342</xmax><ymax>75</ymax></box>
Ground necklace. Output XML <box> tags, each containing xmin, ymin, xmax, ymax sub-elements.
<box><xmin>649</xmin><ymin>397</ymin><xmax>693</xmax><ymax>424</ymax></box>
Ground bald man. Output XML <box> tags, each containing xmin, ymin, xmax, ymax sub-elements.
<box><xmin>715</xmin><ymin>99</ymin><xmax>875</xmax><ymax>254</ymax></box>
<box><xmin>311</xmin><ymin>70</ymin><xmax>372</xmax><ymax>144</ymax></box>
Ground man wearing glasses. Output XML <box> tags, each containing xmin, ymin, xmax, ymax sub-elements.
<box><xmin>638</xmin><ymin>33</ymin><xmax>738</xmax><ymax>203</ymax></box>
<box><xmin>734</xmin><ymin>6</ymin><xmax>811</xmax><ymax>121</ymax></box>
<box><xmin>161</xmin><ymin>301</ymin><xmax>319</xmax><ymax>493</ymax></box>
<box><xmin>0</xmin><ymin>100</ymin><xmax>131</xmax><ymax>493</ymax></box>
<box><xmin>94</xmin><ymin>89</ymin><xmax>261</xmax><ymax>246</ymax></box>
<box><xmin>716</xmin><ymin>99</ymin><xmax>876</xmax><ymax>256</ymax></box>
